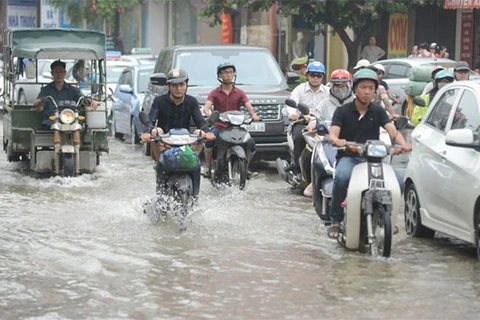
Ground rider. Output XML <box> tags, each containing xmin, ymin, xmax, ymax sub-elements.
<box><xmin>202</xmin><ymin>62</ymin><xmax>260</xmax><ymax>178</ymax></box>
<box><xmin>327</xmin><ymin>68</ymin><xmax>411</xmax><ymax>238</ymax></box>
<box><xmin>288</xmin><ymin>60</ymin><xmax>329</xmax><ymax>183</ymax></box>
<box><xmin>411</xmin><ymin>70</ymin><xmax>454</xmax><ymax>127</ymax></box>
<box><xmin>303</xmin><ymin>69</ymin><xmax>354</xmax><ymax>197</ymax></box>
<box><xmin>141</xmin><ymin>68</ymin><xmax>215</xmax><ymax>196</ymax></box>
<box><xmin>34</xmin><ymin>60</ymin><xmax>96</xmax><ymax>130</ymax></box>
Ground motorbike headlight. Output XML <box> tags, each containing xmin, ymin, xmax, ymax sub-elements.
<box><xmin>227</xmin><ymin>114</ymin><xmax>245</xmax><ymax>126</ymax></box>
<box><xmin>366</xmin><ymin>143</ymin><xmax>388</xmax><ymax>158</ymax></box>
<box><xmin>59</xmin><ymin>109</ymin><xmax>76</xmax><ymax>124</ymax></box>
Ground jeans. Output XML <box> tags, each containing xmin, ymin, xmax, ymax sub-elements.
<box><xmin>329</xmin><ymin>156</ymin><xmax>405</xmax><ymax>223</ymax></box>
<box><xmin>204</xmin><ymin>127</ymin><xmax>256</xmax><ymax>153</ymax></box>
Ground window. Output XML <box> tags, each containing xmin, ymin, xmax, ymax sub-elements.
<box><xmin>425</xmin><ymin>88</ymin><xmax>460</xmax><ymax>132</ymax></box>
<box><xmin>451</xmin><ymin>90</ymin><xmax>480</xmax><ymax>131</ymax></box>
<box><xmin>385</xmin><ymin>63</ymin><xmax>409</xmax><ymax>79</ymax></box>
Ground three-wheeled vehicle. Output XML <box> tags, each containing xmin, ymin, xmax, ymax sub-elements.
<box><xmin>2</xmin><ymin>28</ymin><xmax>109</xmax><ymax>176</ymax></box>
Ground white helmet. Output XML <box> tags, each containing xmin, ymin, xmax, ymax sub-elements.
<box><xmin>372</xmin><ymin>64</ymin><xmax>385</xmax><ymax>73</ymax></box>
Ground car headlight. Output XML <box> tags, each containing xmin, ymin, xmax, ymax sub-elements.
<box><xmin>227</xmin><ymin>113</ymin><xmax>245</xmax><ymax>126</ymax></box>
<box><xmin>59</xmin><ymin>109</ymin><xmax>76</xmax><ymax>124</ymax></box>
<box><xmin>366</xmin><ymin>143</ymin><xmax>388</xmax><ymax>158</ymax></box>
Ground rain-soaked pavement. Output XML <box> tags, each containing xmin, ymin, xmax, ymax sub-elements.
<box><xmin>1</xmin><ymin>117</ymin><xmax>480</xmax><ymax>319</ymax></box>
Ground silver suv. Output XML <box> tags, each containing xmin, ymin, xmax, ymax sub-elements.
<box><xmin>142</xmin><ymin>44</ymin><xmax>298</xmax><ymax>160</ymax></box>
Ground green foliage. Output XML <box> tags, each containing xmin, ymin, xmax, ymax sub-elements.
<box><xmin>50</xmin><ymin>0</ymin><xmax>140</xmax><ymax>26</ymax></box>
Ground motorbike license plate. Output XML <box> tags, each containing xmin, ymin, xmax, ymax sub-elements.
<box><xmin>61</xmin><ymin>145</ymin><xmax>75</xmax><ymax>153</ymax></box>
<box><xmin>244</xmin><ymin>122</ymin><xmax>265</xmax><ymax>132</ymax></box>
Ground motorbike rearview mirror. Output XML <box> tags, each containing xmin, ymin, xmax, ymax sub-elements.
<box><xmin>285</xmin><ymin>98</ymin><xmax>297</xmax><ymax>108</ymax></box>
<box><xmin>139</xmin><ymin>111</ymin><xmax>150</xmax><ymax>125</ymax></box>
<box><xmin>297</xmin><ymin>102</ymin><xmax>310</xmax><ymax>115</ymax></box>
<box><xmin>209</xmin><ymin>111</ymin><xmax>220</xmax><ymax>124</ymax></box>
<box><xmin>413</xmin><ymin>96</ymin><xmax>426</xmax><ymax>107</ymax></box>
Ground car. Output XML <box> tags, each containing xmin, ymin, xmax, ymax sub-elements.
<box><xmin>374</xmin><ymin>57</ymin><xmax>458</xmax><ymax>114</ymax></box>
<box><xmin>142</xmin><ymin>44</ymin><xmax>298</xmax><ymax>160</ymax></box>
<box><xmin>0</xmin><ymin>73</ymin><xmax>4</xmax><ymax>109</ymax></box>
<box><xmin>111</xmin><ymin>64</ymin><xmax>154</xmax><ymax>144</ymax></box>
<box><xmin>403</xmin><ymin>79</ymin><xmax>480</xmax><ymax>259</ymax></box>
<box><xmin>121</xmin><ymin>48</ymin><xmax>157</xmax><ymax>65</ymax></box>
<box><xmin>106</xmin><ymin>53</ymin><xmax>137</xmax><ymax>119</ymax></box>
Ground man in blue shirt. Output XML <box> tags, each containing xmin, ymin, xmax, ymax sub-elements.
<box><xmin>34</xmin><ymin>60</ymin><xmax>96</xmax><ymax>129</ymax></box>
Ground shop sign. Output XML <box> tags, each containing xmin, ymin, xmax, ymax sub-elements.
<box><xmin>460</xmin><ymin>12</ymin><xmax>474</xmax><ymax>66</ymax></box>
<box><xmin>444</xmin><ymin>0</ymin><xmax>480</xmax><ymax>9</ymax></box>
<box><xmin>388</xmin><ymin>13</ymin><xmax>408</xmax><ymax>58</ymax></box>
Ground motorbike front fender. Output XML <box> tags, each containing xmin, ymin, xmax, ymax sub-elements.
<box><xmin>168</xmin><ymin>173</ymin><xmax>194</xmax><ymax>195</ymax></box>
<box><xmin>226</xmin><ymin>145</ymin><xmax>247</xmax><ymax>160</ymax></box>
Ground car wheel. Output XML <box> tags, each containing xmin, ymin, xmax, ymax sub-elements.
<box><xmin>475</xmin><ymin>210</ymin><xmax>480</xmax><ymax>262</ymax></box>
<box><xmin>17</xmin><ymin>90</ymin><xmax>27</xmax><ymax>105</ymax></box>
<box><xmin>404</xmin><ymin>183</ymin><xmax>435</xmax><ymax>238</ymax></box>
<box><xmin>111</xmin><ymin>113</ymin><xmax>124</xmax><ymax>140</ymax></box>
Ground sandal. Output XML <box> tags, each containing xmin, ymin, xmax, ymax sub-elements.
<box><xmin>327</xmin><ymin>224</ymin><xmax>341</xmax><ymax>239</ymax></box>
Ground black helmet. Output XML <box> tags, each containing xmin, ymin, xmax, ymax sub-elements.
<box><xmin>166</xmin><ymin>68</ymin><xmax>189</xmax><ymax>84</ymax></box>
<box><xmin>217</xmin><ymin>61</ymin><xmax>236</xmax><ymax>76</ymax></box>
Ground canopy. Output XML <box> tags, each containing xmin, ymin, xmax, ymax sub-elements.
<box><xmin>5</xmin><ymin>28</ymin><xmax>106</xmax><ymax>60</ymax></box>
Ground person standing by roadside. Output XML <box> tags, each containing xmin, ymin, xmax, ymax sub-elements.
<box><xmin>439</xmin><ymin>45</ymin><xmax>449</xmax><ymax>58</ymax></box>
<box><xmin>408</xmin><ymin>44</ymin><xmax>419</xmax><ymax>58</ymax></box>
<box><xmin>360</xmin><ymin>36</ymin><xmax>385</xmax><ymax>63</ymax></box>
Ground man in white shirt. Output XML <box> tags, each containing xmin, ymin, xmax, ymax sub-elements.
<box><xmin>360</xmin><ymin>36</ymin><xmax>386</xmax><ymax>63</ymax></box>
<box><xmin>287</xmin><ymin>61</ymin><xmax>330</xmax><ymax>184</ymax></box>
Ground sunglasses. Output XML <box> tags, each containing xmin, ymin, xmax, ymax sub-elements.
<box><xmin>455</xmin><ymin>69</ymin><xmax>469</xmax><ymax>74</ymax></box>
<box><xmin>308</xmin><ymin>73</ymin><xmax>324</xmax><ymax>79</ymax></box>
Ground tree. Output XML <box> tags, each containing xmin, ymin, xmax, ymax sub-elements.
<box><xmin>50</xmin><ymin>0</ymin><xmax>140</xmax><ymax>54</ymax></box>
<box><xmin>199</xmin><ymin>0</ymin><xmax>445</xmax><ymax>70</ymax></box>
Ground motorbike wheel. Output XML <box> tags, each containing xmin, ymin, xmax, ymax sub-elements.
<box><xmin>371</xmin><ymin>204</ymin><xmax>392</xmax><ymax>258</ymax></box>
<box><xmin>230</xmin><ymin>157</ymin><xmax>247</xmax><ymax>190</ymax></box>
<box><xmin>130</xmin><ymin>119</ymin><xmax>140</xmax><ymax>145</ymax></box>
<box><xmin>475</xmin><ymin>209</ymin><xmax>480</xmax><ymax>262</ymax></box>
<box><xmin>313</xmin><ymin>182</ymin><xmax>330</xmax><ymax>222</ymax></box>
<box><xmin>63</xmin><ymin>154</ymin><xmax>74</xmax><ymax>177</ymax></box>
<box><xmin>176</xmin><ymin>190</ymin><xmax>190</xmax><ymax>232</ymax></box>
<box><xmin>404</xmin><ymin>184</ymin><xmax>435</xmax><ymax>238</ymax></box>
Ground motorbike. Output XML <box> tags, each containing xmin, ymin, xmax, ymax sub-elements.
<box><xmin>276</xmin><ymin>98</ymin><xmax>312</xmax><ymax>191</ymax></box>
<box><xmin>38</xmin><ymin>96</ymin><xmax>91</xmax><ymax>177</ymax></box>
<box><xmin>337</xmin><ymin>140</ymin><xmax>404</xmax><ymax>258</ymax></box>
<box><xmin>311</xmin><ymin>120</ymin><xmax>336</xmax><ymax>224</ymax></box>
<box><xmin>139</xmin><ymin>111</ymin><xmax>216</xmax><ymax>231</ymax></box>
<box><xmin>209</xmin><ymin>110</ymin><xmax>254</xmax><ymax>190</ymax></box>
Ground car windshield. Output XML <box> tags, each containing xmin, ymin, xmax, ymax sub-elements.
<box><xmin>137</xmin><ymin>68</ymin><xmax>154</xmax><ymax>93</ymax></box>
<box><xmin>107</xmin><ymin>64</ymin><xmax>129</xmax><ymax>83</ymax></box>
<box><xmin>175</xmin><ymin>50</ymin><xmax>284</xmax><ymax>86</ymax></box>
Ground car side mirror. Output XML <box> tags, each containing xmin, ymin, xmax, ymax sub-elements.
<box><xmin>119</xmin><ymin>84</ymin><xmax>133</xmax><ymax>94</ymax></box>
<box><xmin>150</xmin><ymin>73</ymin><xmax>167</xmax><ymax>86</ymax></box>
<box><xmin>445</xmin><ymin>128</ymin><xmax>477</xmax><ymax>149</ymax></box>
<box><xmin>139</xmin><ymin>111</ymin><xmax>150</xmax><ymax>125</ymax></box>
<box><xmin>413</xmin><ymin>96</ymin><xmax>426</xmax><ymax>107</ymax></box>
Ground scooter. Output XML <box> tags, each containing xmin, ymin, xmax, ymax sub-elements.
<box><xmin>338</xmin><ymin>140</ymin><xmax>404</xmax><ymax>258</ymax></box>
<box><xmin>139</xmin><ymin>111</ymin><xmax>216</xmax><ymax>231</ymax></box>
<box><xmin>276</xmin><ymin>98</ymin><xmax>312</xmax><ymax>191</ymax></box>
<box><xmin>38</xmin><ymin>96</ymin><xmax>89</xmax><ymax>176</ymax></box>
<box><xmin>210</xmin><ymin>110</ymin><xmax>254</xmax><ymax>190</ymax></box>
<box><xmin>311</xmin><ymin>120</ymin><xmax>336</xmax><ymax>223</ymax></box>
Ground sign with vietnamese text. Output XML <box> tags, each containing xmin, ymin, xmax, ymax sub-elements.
<box><xmin>460</xmin><ymin>12</ymin><xmax>474</xmax><ymax>66</ymax></box>
<box><xmin>40</xmin><ymin>0</ymin><xmax>59</xmax><ymax>29</ymax></box>
<box><xmin>388</xmin><ymin>13</ymin><xmax>408</xmax><ymax>58</ymax></box>
<box><xmin>444</xmin><ymin>0</ymin><xmax>480</xmax><ymax>9</ymax></box>
<box><xmin>7</xmin><ymin>0</ymin><xmax>37</xmax><ymax>29</ymax></box>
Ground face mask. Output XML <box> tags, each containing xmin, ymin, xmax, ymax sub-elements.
<box><xmin>332</xmin><ymin>87</ymin><xmax>350</xmax><ymax>101</ymax></box>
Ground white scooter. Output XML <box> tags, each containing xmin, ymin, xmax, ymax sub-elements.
<box><xmin>338</xmin><ymin>140</ymin><xmax>404</xmax><ymax>258</ymax></box>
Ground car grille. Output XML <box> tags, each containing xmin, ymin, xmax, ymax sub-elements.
<box><xmin>240</xmin><ymin>104</ymin><xmax>283</xmax><ymax>121</ymax></box>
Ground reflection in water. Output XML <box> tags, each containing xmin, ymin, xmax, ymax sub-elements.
<box><xmin>0</xmin><ymin>138</ymin><xmax>480</xmax><ymax>318</ymax></box>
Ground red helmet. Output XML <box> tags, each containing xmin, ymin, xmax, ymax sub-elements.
<box><xmin>431</xmin><ymin>65</ymin><xmax>445</xmax><ymax>79</ymax></box>
<box><xmin>330</xmin><ymin>69</ymin><xmax>352</xmax><ymax>84</ymax></box>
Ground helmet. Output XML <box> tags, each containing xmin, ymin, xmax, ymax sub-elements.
<box><xmin>352</xmin><ymin>69</ymin><xmax>379</xmax><ymax>89</ymax></box>
<box><xmin>372</xmin><ymin>64</ymin><xmax>385</xmax><ymax>73</ymax></box>
<box><xmin>306</xmin><ymin>61</ymin><xmax>325</xmax><ymax>74</ymax></box>
<box><xmin>431</xmin><ymin>66</ymin><xmax>445</xmax><ymax>79</ymax></box>
<box><xmin>217</xmin><ymin>61</ymin><xmax>236</xmax><ymax>76</ymax></box>
<box><xmin>430</xmin><ymin>42</ymin><xmax>438</xmax><ymax>49</ymax></box>
<box><xmin>329</xmin><ymin>69</ymin><xmax>352</xmax><ymax>84</ymax></box>
<box><xmin>166</xmin><ymin>68</ymin><xmax>189</xmax><ymax>84</ymax></box>
<box><xmin>353</xmin><ymin>59</ymin><xmax>370</xmax><ymax>70</ymax></box>
<box><xmin>434</xmin><ymin>70</ymin><xmax>454</xmax><ymax>82</ymax></box>
<box><xmin>290</xmin><ymin>56</ymin><xmax>308</xmax><ymax>70</ymax></box>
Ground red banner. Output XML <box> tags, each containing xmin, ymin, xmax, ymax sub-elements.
<box><xmin>460</xmin><ymin>12</ymin><xmax>473</xmax><ymax>66</ymax></box>
<box><xmin>444</xmin><ymin>0</ymin><xmax>480</xmax><ymax>9</ymax></box>
<box><xmin>220</xmin><ymin>13</ymin><xmax>232</xmax><ymax>44</ymax></box>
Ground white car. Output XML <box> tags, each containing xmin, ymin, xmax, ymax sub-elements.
<box><xmin>404</xmin><ymin>79</ymin><xmax>480</xmax><ymax>260</ymax></box>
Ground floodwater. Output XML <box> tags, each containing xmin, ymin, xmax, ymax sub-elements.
<box><xmin>1</xmin><ymin>122</ymin><xmax>480</xmax><ymax>319</ymax></box>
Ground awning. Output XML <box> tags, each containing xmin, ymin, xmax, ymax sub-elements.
<box><xmin>444</xmin><ymin>0</ymin><xmax>480</xmax><ymax>9</ymax></box>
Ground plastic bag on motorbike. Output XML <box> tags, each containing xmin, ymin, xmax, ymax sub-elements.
<box><xmin>161</xmin><ymin>145</ymin><xmax>199</xmax><ymax>171</ymax></box>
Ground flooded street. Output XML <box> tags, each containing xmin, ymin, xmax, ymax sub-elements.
<box><xmin>1</xmin><ymin>120</ymin><xmax>480</xmax><ymax>319</ymax></box>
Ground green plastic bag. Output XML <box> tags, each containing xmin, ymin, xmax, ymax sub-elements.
<box><xmin>176</xmin><ymin>145</ymin><xmax>198</xmax><ymax>170</ymax></box>
<box><xmin>162</xmin><ymin>145</ymin><xmax>198</xmax><ymax>171</ymax></box>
